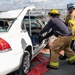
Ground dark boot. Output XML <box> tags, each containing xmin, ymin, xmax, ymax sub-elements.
<box><xmin>68</xmin><ymin>60</ymin><xmax>75</xmax><ymax>65</ymax></box>
<box><xmin>59</xmin><ymin>53</ymin><xmax>67</xmax><ymax>60</ymax></box>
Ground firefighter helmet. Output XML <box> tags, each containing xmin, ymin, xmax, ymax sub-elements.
<box><xmin>49</xmin><ymin>9</ymin><xmax>60</xmax><ymax>15</ymax></box>
<box><xmin>67</xmin><ymin>3</ymin><xmax>75</xmax><ymax>10</ymax></box>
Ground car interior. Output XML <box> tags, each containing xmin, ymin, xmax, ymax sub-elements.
<box><xmin>23</xmin><ymin>16</ymin><xmax>43</xmax><ymax>46</ymax></box>
<box><xmin>0</xmin><ymin>21</ymin><xmax>9</xmax><ymax>31</ymax></box>
<box><xmin>0</xmin><ymin>19</ymin><xmax>14</xmax><ymax>32</ymax></box>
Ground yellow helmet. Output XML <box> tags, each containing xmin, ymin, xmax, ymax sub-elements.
<box><xmin>49</xmin><ymin>9</ymin><xmax>60</xmax><ymax>15</ymax></box>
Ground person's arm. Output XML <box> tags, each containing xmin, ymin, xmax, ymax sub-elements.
<box><xmin>43</xmin><ymin>30</ymin><xmax>53</xmax><ymax>39</ymax></box>
<box><xmin>40</xmin><ymin>20</ymin><xmax>53</xmax><ymax>35</ymax></box>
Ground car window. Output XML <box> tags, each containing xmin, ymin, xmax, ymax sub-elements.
<box><xmin>31</xmin><ymin>23</ymin><xmax>40</xmax><ymax>27</ymax></box>
<box><xmin>0</xmin><ymin>19</ymin><xmax>14</xmax><ymax>32</ymax></box>
<box><xmin>24</xmin><ymin>19</ymin><xmax>41</xmax><ymax>28</ymax></box>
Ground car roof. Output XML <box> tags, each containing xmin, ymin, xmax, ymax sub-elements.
<box><xmin>0</xmin><ymin>9</ymin><xmax>23</xmax><ymax>19</ymax></box>
<box><xmin>0</xmin><ymin>6</ymin><xmax>36</xmax><ymax>19</ymax></box>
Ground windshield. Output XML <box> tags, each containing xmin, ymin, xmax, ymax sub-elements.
<box><xmin>0</xmin><ymin>19</ymin><xmax>15</xmax><ymax>32</ymax></box>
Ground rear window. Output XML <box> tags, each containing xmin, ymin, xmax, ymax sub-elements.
<box><xmin>0</xmin><ymin>19</ymin><xmax>14</xmax><ymax>32</ymax></box>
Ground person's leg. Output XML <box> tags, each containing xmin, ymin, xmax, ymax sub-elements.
<box><xmin>73</xmin><ymin>40</ymin><xmax>75</xmax><ymax>51</ymax></box>
<box><xmin>47</xmin><ymin>36</ymin><xmax>65</xmax><ymax>69</ymax></box>
<box><xmin>65</xmin><ymin>47</ymin><xmax>75</xmax><ymax>58</ymax></box>
<box><xmin>70</xmin><ymin>40</ymin><xmax>74</xmax><ymax>49</ymax></box>
<box><xmin>64</xmin><ymin>36</ymin><xmax>75</xmax><ymax>63</ymax></box>
<box><xmin>47</xmin><ymin>35</ymin><xmax>75</xmax><ymax>69</ymax></box>
<box><xmin>70</xmin><ymin>40</ymin><xmax>75</xmax><ymax>51</ymax></box>
<box><xmin>59</xmin><ymin>39</ymin><xmax>74</xmax><ymax>60</ymax></box>
<box><xmin>65</xmin><ymin>47</ymin><xmax>75</xmax><ymax>63</ymax></box>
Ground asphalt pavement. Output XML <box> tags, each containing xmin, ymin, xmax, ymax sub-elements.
<box><xmin>43</xmin><ymin>54</ymin><xmax>75</xmax><ymax>75</ymax></box>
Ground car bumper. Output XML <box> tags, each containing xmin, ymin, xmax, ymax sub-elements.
<box><xmin>0</xmin><ymin>51</ymin><xmax>23</xmax><ymax>75</ymax></box>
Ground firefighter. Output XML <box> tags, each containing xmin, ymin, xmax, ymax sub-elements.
<box><xmin>39</xmin><ymin>9</ymin><xmax>75</xmax><ymax>69</ymax></box>
<box><xmin>60</xmin><ymin>3</ymin><xmax>75</xmax><ymax>60</ymax></box>
<box><xmin>65</xmin><ymin>3</ymin><xmax>75</xmax><ymax>50</ymax></box>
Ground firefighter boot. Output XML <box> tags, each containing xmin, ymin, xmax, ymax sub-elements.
<box><xmin>47</xmin><ymin>62</ymin><xmax>59</xmax><ymax>69</ymax></box>
<box><xmin>67</xmin><ymin>55</ymin><xmax>75</xmax><ymax>64</ymax></box>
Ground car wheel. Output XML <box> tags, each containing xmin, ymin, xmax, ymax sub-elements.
<box><xmin>15</xmin><ymin>52</ymin><xmax>31</xmax><ymax>75</ymax></box>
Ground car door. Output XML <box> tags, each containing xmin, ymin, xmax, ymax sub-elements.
<box><xmin>23</xmin><ymin>13</ymin><xmax>47</xmax><ymax>56</ymax></box>
<box><xmin>21</xmin><ymin>13</ymin><xmax>33</xmax><ymax>52</ymax></box>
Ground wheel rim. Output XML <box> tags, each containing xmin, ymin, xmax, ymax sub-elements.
<box><xmin>23</xmin><ymin>54</ymin><xmax>30</xmax><ymax>74</ymax></box>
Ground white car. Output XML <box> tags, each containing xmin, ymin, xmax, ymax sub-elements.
<box><xmin>0</xmin><ymin>6</ymin><xmax>48</xmax><ymax>75</ymax></box>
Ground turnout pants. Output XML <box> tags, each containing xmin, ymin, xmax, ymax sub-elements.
<box><xmin>50</xmin><ymin>35</ymin><xmax>75</xmax><ymax>63</ymax></box>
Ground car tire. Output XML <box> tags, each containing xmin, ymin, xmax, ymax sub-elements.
<box><xmin>15</xmin><ymin>52</ymin><xmax>31</xmax><ymax>75</ymax></box>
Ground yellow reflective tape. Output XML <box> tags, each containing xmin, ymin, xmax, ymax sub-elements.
<box><xmin>68</xmin><ymin>20</ymin><xmax>75</xmax><ymax>40</ymax></box>
<box><xmin>50</xmin><ymin>62</ymin><xmax>59</xmax><ymax>67</ymax></box>
<box><xmin>72</xmin><ymin>37</ymin><xmax>75</xmax><ymax>40</ymax></box>
<box><xmin>67</xmin><ymin>56</ymin><xmax>75</xmax><ymax>62</ymax></box>
<box><xmin>68</xmin><ymin>20</ymin><xmax>75</xmax><ymax>25</ymax></box>
<box><xmin>72</xmin><ymin>25</ymin><xmax>75</xmax><ymax>29</ymax></box>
